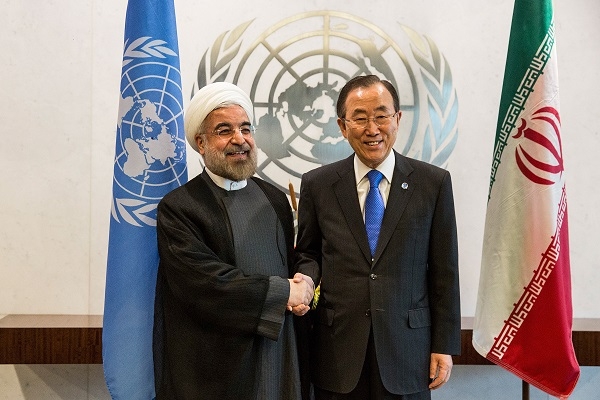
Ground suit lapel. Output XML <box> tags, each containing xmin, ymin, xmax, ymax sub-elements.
<box><xmin>333</xmin><ymin>157</ymin><xmax>373</xmax><ymax>262</ymax></box>
<box><xmin>373</xmin><ymin>151</ymin><xmax>414</xmax><ymax>262</ymax></box>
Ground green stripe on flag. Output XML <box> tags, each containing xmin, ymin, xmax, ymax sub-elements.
<box><xmin>489</xmin><ymin>0</ymin><xmax>555</xmax><ymax>199</ymax></box>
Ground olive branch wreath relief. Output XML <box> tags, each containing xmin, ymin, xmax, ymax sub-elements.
<box><xmin>403</xmin><ymin>25</ymin><xmax>459</xmax><ymax>169</ymax></box>
<box><xmin>194</xmin><ymin>20</ymin><xmax>253</xmax><ymax>93</ymax></box>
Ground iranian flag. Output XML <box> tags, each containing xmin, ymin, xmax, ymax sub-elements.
<box><xmin>473</xmin><ymin>0</ymin><xmax>580</xmax><ymax>398</ymax></box>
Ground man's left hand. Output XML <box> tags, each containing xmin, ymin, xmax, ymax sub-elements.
<box><xmin>428</xmin><ymin>353</ymin><xmax>453</xmax><ymax>390</ymax></box>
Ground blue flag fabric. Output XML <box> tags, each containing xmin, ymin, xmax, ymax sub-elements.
<box><xmin>103</xmin><ymin>0</ymin><xmax>187</xmax><ymax>398</ymax></box>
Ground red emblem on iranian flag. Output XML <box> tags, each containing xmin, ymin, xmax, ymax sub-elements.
<box><xmin>514</xmin><ymin>106</ymin><xmax>564</xmax><ymax>185</ymax></box>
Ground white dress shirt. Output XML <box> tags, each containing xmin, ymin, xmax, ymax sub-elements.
<box><xmin>204</xmin><ymin>167</ymin><xmax>248</xmax><ymax>191</ymax></box>
<box><xmin>353</xmin><ymin>151</ymin><xmax>395</xmax><ymax>222</ymax></box>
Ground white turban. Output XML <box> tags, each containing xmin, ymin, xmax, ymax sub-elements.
<box><xmin>184</xmin><ymin>82</ymin><xmax>254</xmax><ymax>153</ymax></box>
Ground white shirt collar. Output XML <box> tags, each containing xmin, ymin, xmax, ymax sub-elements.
<box><xmin>353</xmin><ymin>151</ymin><xmax>395</xmax><ymax>185</ymax></box>
<box><xmin>204</xmin><ymin>167</ymin><xmax>248</xmax><ymax>191</ymax></box>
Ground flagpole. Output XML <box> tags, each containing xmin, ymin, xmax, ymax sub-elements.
<box><xmin>522</xmin><ymin>381</ymin><xmax>529</xmax><ymax>400</ymax></box>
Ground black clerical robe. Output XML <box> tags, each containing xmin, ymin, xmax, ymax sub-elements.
<box><xmin>153</xmin><ymin>172</ymin><xmax>307</xmax><ymax>400</ymax></box>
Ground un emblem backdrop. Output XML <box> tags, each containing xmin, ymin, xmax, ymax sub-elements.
<box><xmin>191</xmin><ymin>11</ymin><xmax>459</xmax><ymax>196</ymax></box>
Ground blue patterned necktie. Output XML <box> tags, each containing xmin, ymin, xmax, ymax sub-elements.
<box><xmin>365</xmin><ymin>170</ymin><xmax>385</xmax><ymax>257</ymax></box>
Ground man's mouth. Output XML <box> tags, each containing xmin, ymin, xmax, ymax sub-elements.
<box><xmin>225</xmin><ymin>148</ymin><xmax>251</xmax><ymax>158</ymax></box>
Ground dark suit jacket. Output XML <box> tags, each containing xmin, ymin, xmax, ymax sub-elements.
<box><xmin>153</xmin><ymin>172</ymin><xmax>307</xmax><ymax>399</ymax></box>
<box><xmin>295</xmin><ymin>151</ymin><xmax>461</xmax><ymax>395</ymax></box>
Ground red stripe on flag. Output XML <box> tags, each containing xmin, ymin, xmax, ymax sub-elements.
<box><xmin>487</xmin><ymin>187</ymin><xmax>579</xmax><ymax>397</ymax></box>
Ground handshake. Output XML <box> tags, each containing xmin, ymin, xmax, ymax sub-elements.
<box><xmin>287</xmin><ymin>273</ymin><xmax>315</xmax><ymax>316</ymax></box>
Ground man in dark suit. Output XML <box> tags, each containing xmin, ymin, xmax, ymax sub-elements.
<box><xmin>153</xmin><ymin>82</ymin><xmax>313</xmax><ymax>399</ymax></box>
<box><xmin>294</xmin><ymin>75</ymin><xmax>461</xmax><ymax>399</ymax></box>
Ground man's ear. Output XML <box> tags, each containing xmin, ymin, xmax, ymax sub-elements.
<box><xmin>196</xmin><ymin>135</ymin><xmax>205</xmax><ymax>155</ymax></box>
<box><xmin>337</xmin><ymin>118</ymin><xmax>349</xmax><ymax>139</ymax></box>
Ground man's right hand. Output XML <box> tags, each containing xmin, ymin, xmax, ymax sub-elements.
<box><xmin>287</xmin><ymin>273</ymin><xmax>314</xmax><ymax>314</ymax></box>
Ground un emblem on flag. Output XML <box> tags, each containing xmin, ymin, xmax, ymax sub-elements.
<box><xmin>112</xmin><ymin>37</ymin><xmax>187</xmax><ymax>227</ymax></box>
<box><xmin>194</xmin><ymin>11</ymin><xmax>458</xmax><ymax>195</ymax></box>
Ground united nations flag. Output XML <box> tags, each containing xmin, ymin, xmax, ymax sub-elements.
<box><xmin>103</xmin><ymin>0</ymin><xmax>187</xmax><ymax>398</ymax></box>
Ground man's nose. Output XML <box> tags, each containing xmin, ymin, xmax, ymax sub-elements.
<box><xmin>230</xmin><ymin>128</ymin><xmax>246</xmax><ymax>143</ymax></box>
<box><xmin>365</xmin><ymin>119</ymin><xmax>381</xmax><ymax>133</ymax></box>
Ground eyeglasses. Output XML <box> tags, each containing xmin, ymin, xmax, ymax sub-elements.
<box><xmin>342</xmin><ymin>112</ymin><xmax>398</xmax><ymax>129</ymax></box>
<box><xmin>211</xmin><ymin>124</ymin><xmax>256</xmax><ymax>138</ymax></box>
